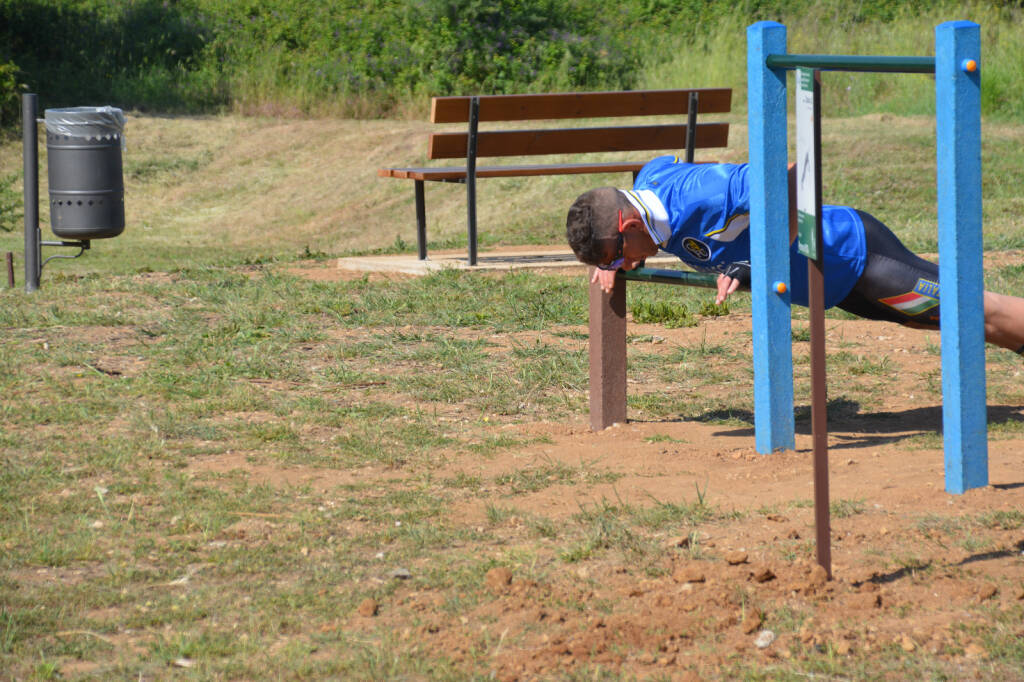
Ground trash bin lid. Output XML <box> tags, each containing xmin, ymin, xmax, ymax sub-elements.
<box><xmin>44</xmin><ymin>106</ymin><xmax>125</xmax><ymax>139</ymax></box>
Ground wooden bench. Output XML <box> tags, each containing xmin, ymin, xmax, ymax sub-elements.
<box><xmin>378</xmin><ymin>88</ymin><xmax>732</xmax><ymax>265</ymax></box>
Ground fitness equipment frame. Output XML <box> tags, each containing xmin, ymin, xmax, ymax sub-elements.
<box><xmin>747</xmin><ymin>21</ymin><xmax>986</xmax><ymax>497</ymax></box>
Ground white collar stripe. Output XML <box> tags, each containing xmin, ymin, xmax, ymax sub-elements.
<box><xmin>625</xmin><ymin>190</ymin><xmax>653</xmax><ymax>230</ymax></box>
<box><xmin>620</xmin><ymin>189</ymin><xmax>670</xmax><ymax>246</ymax></box>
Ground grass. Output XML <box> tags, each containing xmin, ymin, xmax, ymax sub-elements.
<box><xmin>830</xmin><ymin>498</ymin><xmax>867</xmax><ymax>519</ymax></box>
<box><xmin>494</xmin><ymin>460</ymin><xmax>623</xmax><ymax>495</ymax></box>
<box><xmin>643</xmin><ymin>2</ymin><xmax>1024</xmax><ymax>122</ymax></box>
<box><xmin>4</xmin><ymin>109</ymin><xmax>1024</xmax><ymax>282</ymax></box>
<box><xmin>0</xmin><ymin>262</ymin><xmax>706</xmax><ymax>676</ymax></box>
<box><xmin>630</xmin><ymin>300</ymin><xmax>697</xmax><ymax>328</ymax></box>
<box><xmin>2</xmin><ymin>112</ymin><xmax>1024</xmax><ymax>679</ymax></box>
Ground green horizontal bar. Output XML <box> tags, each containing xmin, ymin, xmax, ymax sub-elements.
<box><xmin>766</xmin><ymin>53</ymin><xmax>935</xmax><ymax>73</ymax></box>
<box><xmin>617</xmin><ymin>267</ymin><xmax>719</xmax><ymax>288</ymax></box>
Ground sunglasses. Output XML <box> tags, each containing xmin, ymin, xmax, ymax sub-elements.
<box><xmin>596</xmin><ymin>210</ymin><xmax>628</xmax><ymax>271</ymax></box>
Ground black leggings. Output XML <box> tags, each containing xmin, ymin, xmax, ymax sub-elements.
<box><xmin>834</xmin><ymin>211</ymin><xmax>942</xmax><ymax>329</ymax></box>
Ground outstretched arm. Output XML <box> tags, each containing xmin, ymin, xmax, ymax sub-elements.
<box><xmin>717</xmin><ymin>163</ymin><xmax>799</xmax><ymax>304</ymax></box>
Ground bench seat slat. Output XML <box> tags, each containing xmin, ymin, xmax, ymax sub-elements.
<box><xmin>378</xmin><ymin>161</ymin><xmax>651</xmax><ymax>182</ymax></box>
<box><xmin>431</xmin><ymin>88</ymin><xmax>732</xmax><ymax>123</ymax></box>
<box><xmin>428</xmin><ymin>123</ymin><xmax>730</xmax><ymax>159</ymax></box>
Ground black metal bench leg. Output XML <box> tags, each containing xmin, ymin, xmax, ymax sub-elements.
<box><xmin>467</xmin><ymin>186</ymin><xmax>478</xmax><ymax>266</ymax></box>
<box><xmin>415</xmin><ymin>180</ymin><xmax>427</xmax><ymax>260</ymax></box>
<box><xmin>685</xmin><ymin>91</ymin><xmax>699</xmax><ymax>164</ymax></box>
<box><xmin>466</xmin><ymin>96</ymin><xmax>480</xmax><ymax>266</ymax></box>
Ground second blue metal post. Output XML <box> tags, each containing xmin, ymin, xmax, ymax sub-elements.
<box><xmin>747</xmin><ymin>21</ymin><xmax>796</xmax><ymax>453</ymax></box>
<box><xmin>935</xmin><ymin>21</ymin><xmax>987</xmax><ymax>494</ymax></box>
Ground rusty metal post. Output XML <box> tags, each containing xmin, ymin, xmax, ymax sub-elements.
<box><xmin>809</xmin><ymin>256</ymin><xmax>831</xmax><ymax>579</ymax></box>
<box><xmin>589</xmin><ymin>270</ymin><xmax>628</xmax><ymax>430</ymax></box>
<box><xmin>5</xmin><ymin>252</ymin><xmax>13</xmax><ymax>287</ymax></box>
<box><xmin>796</xmin><ymin>67</ymin><xmax>831</xmax><ymax>579</ymax></box>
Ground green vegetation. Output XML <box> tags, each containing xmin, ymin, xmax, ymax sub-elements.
<box><xmin>2</xmin><ymin>176</ymin><xmax>1017</xmax><ymax>674</ymax></box>
<box><xmin>2</xmin><ymin>0</ymin><xmax>1024</xmax><ymax>125</ymax></box>
<box><xmin>1</xmin><ymin>4</ymin><xmax>1024</xmax><ymax>677</ymax></box>
<box><xmin>830</xmin><ymin>498</ymin><xmax>867</xmax><ymax>518</ymax></box>
<box><xmin>494</xmin><ymin>460</ymin><xmax>623</xmax><ymax>494</ymax></box>
<box><xmin>0</xmin><ymin>171</ymin><xmax>18</xmax><ymax>232</ymax></box>
<box><xmin>0</xmin><ymin>259</ymin><xmax>756</xmax><ymax>677</ymax></box>
<box><xmin>630</xmin><ymin>300</ymin><xmax>698</xmax><ymax>328</ymax></box>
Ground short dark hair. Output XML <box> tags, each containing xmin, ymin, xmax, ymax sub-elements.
<box><xmin>565</xmin><ymin>187</ymin><xmax>629</xmax><ymax>265</ymax></box>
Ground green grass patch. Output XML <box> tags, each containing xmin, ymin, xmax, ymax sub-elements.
<box><xmin>495</xmin><ymin>460</ymin><xmax>622</xmax><ymax>495</ymax></box>
<box><xmin>2</xmin><ymin>78</ymin><xmax>1024</xmax><ymax>679</ymax></box>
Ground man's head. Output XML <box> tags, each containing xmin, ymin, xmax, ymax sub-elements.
<box><xmin>566</xmin><ymin>187</ymin><xmax>657</xmax><ymax>270</ymax></box>
<box><xmin>566</xmin><ymin>187</ymin><xmax>629</xmax><ymax>265</ymax></box>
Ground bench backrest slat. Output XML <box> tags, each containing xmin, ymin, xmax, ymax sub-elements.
<box><xmin>428</xmin><ymin>123</ymin><xmax>730</xmax><ymax>160</ymax></box>
<box><xmin>430</xmin><ymin>88</ymin><xmax>732</xmax><ymax>123</ymax></box>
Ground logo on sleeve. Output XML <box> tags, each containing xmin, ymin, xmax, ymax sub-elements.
<box><xmin>682</xmin><ymin>237</ymin><xmax>711</xmax><ymax>261</ymax></box>
<box><xmin>879</xmin><ymin>278</ymin><xmax>940</xmax><ymax>316</ymax></box>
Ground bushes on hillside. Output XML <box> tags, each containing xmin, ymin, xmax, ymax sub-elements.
<box><xmin>197</xmin><ymin>0</ymin><xmax>640</xmax><ymax>114</ymax></box>
<box><xmin>0</xmin><ymin>0</ymin><xmax>211</xmax><ymax>113</ymax></box>
<box><xmin>1</xmin><ymin>0</ymin><xmax>1023</xmax><ymax>123</ymax></box>
<box><xmin>0</xmin><ymin>0</ymin><xmax>640</xmax><ymax>117</ymax></box>
<box><xmin>0</xmin><ymin>59</ymin><xmax>20</xmax><ymax>133</ymax></box>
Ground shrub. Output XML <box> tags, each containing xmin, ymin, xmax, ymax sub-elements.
<box><xmin>195</xmin><ymin>0</ymin><xmax>640</xmax><ymax>114</ymax></box>
<box><xmin>1</xmin><ymin>0</ymin><xmax>1023</xmax><ymax>124</ymax></box>
<box><xmin>0</xmin><ymin>172</ymin><xmax>20</xmax><ymax>233</ymax></box>
<box><xmin>631</xmin><ymin>301</ymin><xmax>697</xmax><ymax>328</ymax></box>
<box><xmin>0</xmin><ymin>59</ymin><xmax>21</xmax><ymax>132</ymax></box>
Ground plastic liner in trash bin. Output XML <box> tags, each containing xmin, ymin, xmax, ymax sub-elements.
<box><xmin>44</xmin><ymin>106</ymin><xmax>126</xmax><ymax>239</ymax></box>
<box><xmin>44</xmin><ymin>106</ymin><xmax>125</xmax><ymax>140</ymax></box>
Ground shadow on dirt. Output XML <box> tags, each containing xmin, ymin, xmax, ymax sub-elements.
<box><xmin>679</xmin><ymin>398</ymin><xmax>1024</xmax><ymax>450</ymax></box>
<box><xmin>852</xmin><ymin>539</ymin><xmax>1024</xmax><ymax>588</ymax></box>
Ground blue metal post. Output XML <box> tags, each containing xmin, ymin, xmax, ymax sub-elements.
<box><xmin>747</xmin><ymin>22</ymin><xmax>796</xmax><ymax>453</ymax></box>
<box><xmin>935</xmin><ymin>21</ymin><xmax>987</xmax><ymax>494</ymax></box>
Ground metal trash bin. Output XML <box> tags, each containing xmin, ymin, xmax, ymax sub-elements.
<box><xmin>44</xmin><ymin>106</ymin><xmax>125</xmax><ymax>240</ymax></box>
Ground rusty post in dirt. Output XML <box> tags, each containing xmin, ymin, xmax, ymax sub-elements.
<box><xmin>5</xmin><ymin>252</ymin><xmax>13</xmax><ymax>287</ymax></box>
<box><xmin>589</xmin><ymin>270</ymin><xmax>627</xmax><ymax>430</ymax></box>
<box><xmin>809</xmin><ymin>254</ymin><xmax>831</xmax><ymax>578</ymax></box>
<box><xmin>796</xmin><ymin>67</ymin><xmax>832</xmax><ymax>579</ymax></box>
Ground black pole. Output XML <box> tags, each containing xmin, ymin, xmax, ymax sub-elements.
<box><xmin>466</xmin><ymin>96</ymin><xmax>479</xmax><ymax>266</ymax></box>
<box><xmin>23</xmin><ymin>93</ymin><xmax>40</xmax><ymax>293</ymax></box>
<box><xmin>414</xmin><ymin>180</ymin><xmax>427</xmax><ymax>260</ymax></box>
<box><xmin>685</xmin><ymin>91</ymin><xmax>698</xmax><ymax>164</ymax></box>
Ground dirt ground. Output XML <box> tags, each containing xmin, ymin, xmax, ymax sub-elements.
<box><xmin>242</xmin><ymin>259</ymin><xmax>1024</xmax><ymax>678</ymax></box>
